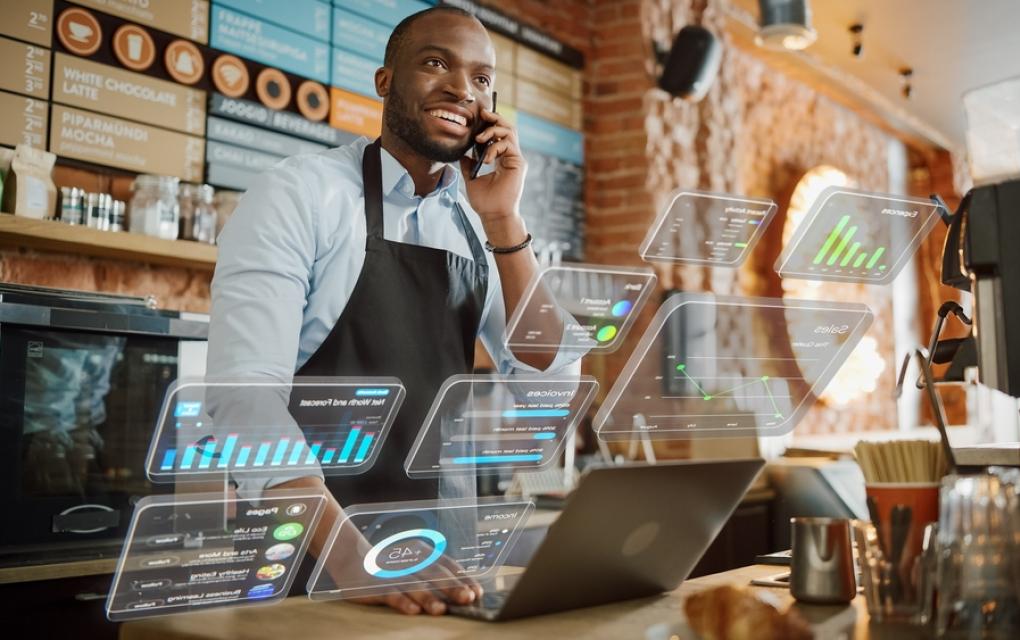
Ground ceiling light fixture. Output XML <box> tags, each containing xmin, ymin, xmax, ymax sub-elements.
<box><xmin>755</xmin><ymin>0</ymin><xmax>817</xmax><ymax>51</ymax></box>
<box><xmin>900</xmin><ymin>67</ymin><xmax>914</xmax><ymax>99</ymax></box>
<box><xmin>849</xmin><ymin>23</ymin><xmax>864</xmax><ymax>58</ymax></box>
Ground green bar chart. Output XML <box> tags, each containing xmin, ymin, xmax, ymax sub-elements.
<box><xmin>811</xmin><ymin>214</ymin><xmax>888</xmax><ymax>272</ymax></box>
<box><xmin>776</xmin><ymin>187</ymin><xmax>941</xmax><ymax>284</ymax></box>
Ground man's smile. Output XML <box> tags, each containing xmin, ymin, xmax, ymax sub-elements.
<box><xmin>423</xmin><ymin>104</ymin><xmax>474</xmax><ymax>138</ymax></box>
<box><xmin>427</xmin><ymin>109</ymin><xmax>468</xmax><ymax>126</ymax></box>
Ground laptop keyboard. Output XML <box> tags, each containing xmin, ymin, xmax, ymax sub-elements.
<box><xmin>478</xmin><ymin>590</ymin><xmax>508</xmax><ymax>610</ymax></box>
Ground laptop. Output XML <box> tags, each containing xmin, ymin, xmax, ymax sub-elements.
<box><xmin>450</xmin><ymin>458</ymin><xmax>766</xmax><ymax>621</ymax></box>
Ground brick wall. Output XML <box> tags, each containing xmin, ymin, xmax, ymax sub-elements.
<box><xmin>580</xmin><ymin>0</ymin><xmax>932</xmax><ymax>438</ymax></box>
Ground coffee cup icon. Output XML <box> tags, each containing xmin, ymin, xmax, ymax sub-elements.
<box><xmin>174</xmin><ymin>51</ymin><xmax>194</xmax><ymax>74</ymax></box>
<box><xmin>68</xmin><ymin>21</ymin><xmax>94</xmax><ymax>42</ymax></box>
<box><xmin>126</xmin><ymin>34</ymin><xmax>143</xmax><ymax>60</ymax></box>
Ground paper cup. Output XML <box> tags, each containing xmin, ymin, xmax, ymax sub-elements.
<box><xmin>865</xmin><ymin>482</ymin><xmax>939</xmax><ymax>560</ymax></box>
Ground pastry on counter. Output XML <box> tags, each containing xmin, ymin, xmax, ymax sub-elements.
<box><xmin>684</xmin><ymin>584</ymin><xmax>812</xmax><ymax>640</ymax></box>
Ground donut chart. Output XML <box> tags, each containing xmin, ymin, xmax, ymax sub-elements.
<box><xmin>362</xmin><ymin>529</ymin><xmax>447</xmax><ymax>579</ymax></box>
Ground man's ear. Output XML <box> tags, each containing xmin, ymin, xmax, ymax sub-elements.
<box><xmin>375</xmin><ymin>67</ymin><xmax>391</xmax><ymax>98</ymax></box>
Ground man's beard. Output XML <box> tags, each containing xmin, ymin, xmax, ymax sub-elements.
<box><xmin>385</xmin><ymin>84</ymin><xmax>473</xmax><ymax>163</ymax></box>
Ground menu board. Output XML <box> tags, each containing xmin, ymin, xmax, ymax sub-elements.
<box><xmin>0</xmin><ymin>37</ymin><xmax>50</xmax><ymax>99</ymax></box>
<box><xmin>516</xmin><ymin>46</ymin><xmax>581</xmax><ymax>99</ymax></box>
<box><xmin>490</xmin><ymin>32</ymin><xmax>515</xmax><ymax>74</ymax></box>
<box><xmin>71</xmin><ymin>0</ymin><xmax>209</xmax><ymax>43</ymax></box>
<box><xmin>516</xmin><ymin>79</ymin><xmax>581</xmax><ymax>130</ymax></box>
<box><xmin>205</xmin><ymin>140</ymin><xmax>281</xmax><ymax>175</ymax></box>
<box><xmin>53</xmin><ymin>53</ymin><xmax>206</xmax><ymax>136</ymax></box>
<box><xmin>332</xmin><ymin>48</ymin><xmax>380</xmax><ymax>100</ymax></box>
<box><xmin>0</xmin><ymin>0</ymin><xmax>54</xmax><ymax>48</ymax></box>
<box><xmin>208</xmin><ymin>94</ymin><xmax>353</xmax><ymax>147</ymax></box>
<box><xmin>332</xmin><ymin>7</ymin><xmax>390</xmax><ymax>61</ymax></box>
<box><xmin>22</xmin><ymin>0</ymin><xmax>583</xmax><ymax>259</ymax></box>
<box><xmin>206</xmin><ymin>116</ymin><xmax>327</xmax><ymax>158</ymax></box>
<box><xmin>518</xmin><ymin>149</ymin><xmax>585</xmax><ymax>259</ymax></box>
<box><xmin>0</xmin><ymin>92</ymin><xmax>48</xmax><ymax>148</ymax></box>
<box><xmin>210</xmin><ymin>5</ymin><xmax>330</xmax><ymax>83</ymax></box>
<box><xmin>339</xmin><ymin>0</ymin><xmax>432</xmax><ymax>28</ymax></box>
<box><xmin>215</xmin><ymin>0</ymin><xmax>329</xmax><ymax>43</ymax></box>
<box><xmin>330</xmin><ymin>87</ymin><xmax>383</xmax><ymax>138</ymax></box>
<box><xmin>517</xmin><ymin>108</ymin><xmax>583</xmax><ymax>166</ymax></box>
<box><xmin>50</xmin><ymin>105</ymin><xmax>205</xmax><ymax>181</ymax></box>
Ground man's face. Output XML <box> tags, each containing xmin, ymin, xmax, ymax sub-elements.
<box><xmin>380</xmin><ymin>13</ymin><xmax>496</xmax><ymax>163</ymax></box>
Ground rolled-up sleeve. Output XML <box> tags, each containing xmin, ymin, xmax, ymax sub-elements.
<box><xmin>205</xmin><ymin>159</ymin><xmax>324</xmax><ymax>496</ymax></box>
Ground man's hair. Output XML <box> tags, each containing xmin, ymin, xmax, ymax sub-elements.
<box><xmin>383</xmin><ymin>6</ymin><xmax>477</xmax><ymax>66</ymax></box>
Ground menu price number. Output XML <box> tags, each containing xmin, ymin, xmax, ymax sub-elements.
<box><xmin>184</xmin><ymin>136</ymin><xmax>204</xmax><ymax>181</ymax></box>
<box><xmin>190</xmin><ymin>0</ymin><xmax>207</xmax><ymax>42</ymax></box>
<box><xmin>21</xmin><ymin>97</ymin><xmax>45</xmax><ymax>146</ymax></box>
<box><xmin>23</xmin><ymin>45</ymin><xmax>46</xmax><ymax>95</ymax></box>
<box><xmin>184</xmin><ymin>101</ymin><xmax>204</xmax><ymax>136</ymax></box>
<box><xmin>28</xmin><ymin>10</ymin><xmax>49</xmax><ymax>33</ymax></box>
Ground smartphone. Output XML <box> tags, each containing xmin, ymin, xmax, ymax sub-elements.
<box><xmin>470</xmin><ymin>90</ymin><xmax>497</xmax><ymax>180</ymax></box>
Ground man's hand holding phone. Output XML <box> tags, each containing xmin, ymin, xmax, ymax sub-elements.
<box><xmin>460</xmin><ymin>92</ymin><xmax>528</xmax><ymax>243</ymax></box>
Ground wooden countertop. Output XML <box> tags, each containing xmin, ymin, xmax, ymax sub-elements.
<box><xmin>0</xmin><ymin>489</ymin><xmax>775</xmax><ymax>586</ymax></box>
<box><xmin>120</xmin><ymin>564</ymin><xmax>903</xmax><ymax>640</ymax></box>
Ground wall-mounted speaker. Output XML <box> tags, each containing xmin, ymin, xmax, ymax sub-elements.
<box><xmin>657</xmin><ymin>25</ymin><xmax>722</xmax><ymax>102</ymax></box>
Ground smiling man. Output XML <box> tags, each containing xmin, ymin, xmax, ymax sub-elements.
<box><xmin>205</xmin><ymin>6</ymin><xmax>579</xmax><ymax>616</ymax></box>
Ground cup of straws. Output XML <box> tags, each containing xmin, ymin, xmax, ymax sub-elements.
<box><xmin>853</xmin><ymin>440</ymin><xmax>948</xmax><ymax>623</ymax></box>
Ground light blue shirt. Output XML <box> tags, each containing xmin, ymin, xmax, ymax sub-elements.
<box><xmin>204</xmin><ymin>138</ymin><xmax>582</xmax><ymax>494</ymax></box>
<box><xmin>207</xmin><ymin>136</ymin><xmax>581</xmax><ymax>382</ymax></box>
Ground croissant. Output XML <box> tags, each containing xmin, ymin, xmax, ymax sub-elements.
<box><xmin>684</xmin><ymin>584</ymin><xmax>813</xmax><ymax>640</ymax></box>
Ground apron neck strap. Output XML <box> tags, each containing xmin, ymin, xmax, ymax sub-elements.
<box><xmin>453</xmin><ymin>202</ymin><xmax>488</xmax><ymax>269</ymax></box>
<box><xmin>362</xmin><ymin>138</ymin><xmax>385</xmax><ymax>238</ymax></box>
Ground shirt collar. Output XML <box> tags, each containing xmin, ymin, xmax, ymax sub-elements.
<box><xmin>378</xmin><ymin>145</ymin><xmax>461</xmax><ymax>200</ymax></box>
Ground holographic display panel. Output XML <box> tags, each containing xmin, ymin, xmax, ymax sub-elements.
<box><xmin>594</xmin><ymin>293</ymin><xmax>873</xmax><ymax>440</ymax></box>
<box><xmin>146</xmin><ymin>378</ymin><xmax>405</xmax><ymax>482</ymax></box>
<box><xmin>405</xmin><ymin>374</ymin><xmax>598</xmax><ymax>477</ymax></box>
<box><xmin>106</xmin><ymin>489</ymin><xmax>326</xmax><ymax>620</ymax></box>
<box><xmin>775</xmin><ymin>187</ymin><xmax>941</xmax><ymax>284</ymax></box>
<box><xmin>639</xmin><ymin>190</ymin><xmax>777</xmax><ymax>266</ymax></box>
<box><xmin>306</xmin><ymin>498</ymin><xmax>533</xmax><ymax>600</ymax></box>
<box><xmin>504</xmin><ymin>264</ymin><xmax>656</xmax><ymax>354</ymax></box>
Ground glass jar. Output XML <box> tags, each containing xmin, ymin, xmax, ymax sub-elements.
<box><xmin>129</xmin><ymin>175</ymin><xmax>179</xmax><ymax>240</ymax></box>
<box><xmin>178</xmin><ymin>183</ymin><xmax>217</xmax><ymax>244</ymax></box>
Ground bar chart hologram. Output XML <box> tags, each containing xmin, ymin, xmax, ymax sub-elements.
<box><xmin>776</xmin><ymin>187</ymin><xmax>940</xmax><ymax>284</ymax></box>
<box><xmin>146</xmin><ymin>378</ymin><xmax>405</xmax><ymax>482</ymax></box>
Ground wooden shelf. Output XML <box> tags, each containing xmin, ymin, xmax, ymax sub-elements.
<box><xmin>0</xmin><ymin>214</ymin><xmax>217</xmax><ymax>270</ymax></box>
<box><xmin>0</xmin><ymin>558</ymin><xmax>116</xmax><ymax>585</ymax></box>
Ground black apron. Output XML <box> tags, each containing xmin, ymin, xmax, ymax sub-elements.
<box><xmin>294</xmin><ymin>138</ymin><xmax>489</xmax><ymax>506</ymax></box>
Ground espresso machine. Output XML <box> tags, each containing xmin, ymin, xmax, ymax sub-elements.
<box><xmin>911</xmin><ymin>78</ymin><xmax>1020</xmax><ymax>467</ymax></box>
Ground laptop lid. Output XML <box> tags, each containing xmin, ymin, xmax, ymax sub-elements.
<box><xmin>492</xmin><ymin>458</ymin><xmax>765</xmax><ymax>620</ymax></box>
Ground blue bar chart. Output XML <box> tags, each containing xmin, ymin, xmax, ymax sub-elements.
<box><xmin>148</xmin><ymin>380</ymin><xmax>404</xmax><ymax>482</ymax></box>
<box><xmin>159</xmin><ymin>429</ymin><xmax>378</xmax><ymax>472</ymax></box>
